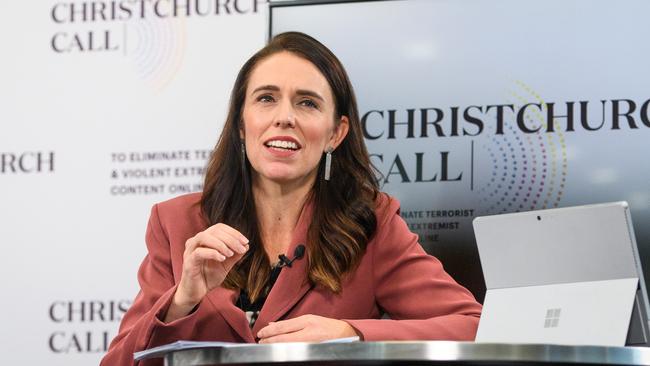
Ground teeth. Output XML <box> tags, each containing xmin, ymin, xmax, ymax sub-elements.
<box><xmin>266</xmin><ymin>140</ymin><xmax>298</xmax><ymax>150</ymax></box>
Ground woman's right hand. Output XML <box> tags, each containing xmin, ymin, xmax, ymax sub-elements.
<box><xmin>165</xmin><ymin>223</ymin><xmax>249</xmax><ymax>322</ymax></box>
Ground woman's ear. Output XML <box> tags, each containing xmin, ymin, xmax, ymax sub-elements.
<box><xmin>329</xmin><ymin>115</ymin><xmax>349</xmax><ymax>150</ymax></box>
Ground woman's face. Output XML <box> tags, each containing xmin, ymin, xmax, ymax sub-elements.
<box><xmin>242</xmin><ymin>52</ymin><xmax>348</xmax><ymax>186</ymax></box>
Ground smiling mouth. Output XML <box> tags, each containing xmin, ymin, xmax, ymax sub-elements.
<box><xmin>264</xmin><ymin>140</ymin><xmax>300</xmax><ymax>151</ymax></box>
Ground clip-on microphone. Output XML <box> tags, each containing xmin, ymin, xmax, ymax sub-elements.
<box><xmin>278</xmin><ymin>244</ymin><xmax>305</xmax><ymax>268</ymax></box>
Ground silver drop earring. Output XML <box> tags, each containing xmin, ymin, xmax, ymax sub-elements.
<box><xmin>324</xmin><ymin>147</ymin><xmax>333</xmax><ymax>181</ymax></box>
<box><xmin>241</xmin><ymin>141</ymin><xmax>246</xmax><ymax>171</ymax></box>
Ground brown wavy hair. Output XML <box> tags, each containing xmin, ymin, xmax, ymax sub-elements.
<box><xmin>201</xmin><ymin>32</ymin><xmax>380</xmax><ymax>301</ymax></box>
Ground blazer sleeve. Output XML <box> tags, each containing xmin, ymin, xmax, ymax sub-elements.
<box><xmin>100</xmin><ymin>204</ymin><xmax>217</xmax><ymax>366</ymax></box>
<box><xmin>345</xmin><ymin>201</ymin><xmax>482</xmax><ymax>341</ymax></box>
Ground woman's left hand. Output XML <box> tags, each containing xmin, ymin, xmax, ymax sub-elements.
<box><xmin>257</xmin><ymin>315</ymin><xmax>359</xmax><ymax>343</ymax></box>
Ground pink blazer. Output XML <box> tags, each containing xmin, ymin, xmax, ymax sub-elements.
<box><xmin>101</xmin><ymin>193</ymin><xmax>482</xmax><ymax>365</ymax></box>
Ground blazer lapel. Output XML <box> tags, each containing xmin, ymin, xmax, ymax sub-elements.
<box><xmin>251</xmin><ymin>201</ymin><xmax>314</xmax><ymax>336</ymax></box>
<box><xmin>205</xmin><ymin>286</ymin><xmax>255</xmax><ymax>342</ymax></box>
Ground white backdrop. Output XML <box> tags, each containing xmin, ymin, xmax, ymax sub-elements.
<box><xmin>0</xmin><ymin>1</ymin><xmax>267</xmax><ymax>364</ymax></box>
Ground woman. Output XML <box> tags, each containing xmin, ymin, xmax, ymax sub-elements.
<box><xmin>101</xmin><ymin>32</ymin><xmax>481</xmax><ymax>365</ymax></box>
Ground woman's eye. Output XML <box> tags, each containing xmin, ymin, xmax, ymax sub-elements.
<box><xmin>258</xmin><ymin>95</ymin><xmax>275</xmax><ymax>103</ymax></box>
<box><xmin>299</xmin><ymin>99</ymin><xmax>319</xmax><ymax>109</ymax></box>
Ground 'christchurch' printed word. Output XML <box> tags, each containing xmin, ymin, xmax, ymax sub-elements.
<box><xmin>362</xmin><ymin>98</ymin><xmax>650</xmax><ymax>139</ymax></box>
<box><xmin>49</xmin><ymin>300</ymin><xmax>130</xmax><ymax>323</ymax></box>
<box><xmin>1</xmin><ymin>151</ymin><xmax>54</xmax><ymax>174</ymax></box>
<box><xmin>51</xmin><ymin>0</ymin><xmax>267</xmax><ymax>23</ymax></box>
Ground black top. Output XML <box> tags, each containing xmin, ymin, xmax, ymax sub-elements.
<box><xmin>236</xmin><ymin>263</ymin><xmax>283</xmax><ymax>328</ymax></box>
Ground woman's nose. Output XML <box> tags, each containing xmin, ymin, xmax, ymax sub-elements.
<box><xmin>273</xmin><ymin>104</ymin><xmax>296</xmax><ymax>128</ymax></box>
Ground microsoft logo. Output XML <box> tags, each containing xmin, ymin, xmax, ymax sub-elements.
<box><xmin>544</xmin><ymin>308</ymin><xmax>561</xmax><ymax>328</ymax></box>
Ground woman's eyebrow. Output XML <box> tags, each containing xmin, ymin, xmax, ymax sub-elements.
<box><xmin>251</xmin><ymin>85</ymin><xmax>280</xmax><ymax>94</ymax></box>
<box><xmin>251</xmin><ymin>85</ymin><xmax>325</xmax><ymax>102</ymax></box>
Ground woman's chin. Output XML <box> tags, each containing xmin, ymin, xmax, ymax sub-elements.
<box><xmin>255</xmin><ymin>169</ymin><xmax>316</xmax><ymax>187</ymax></box>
